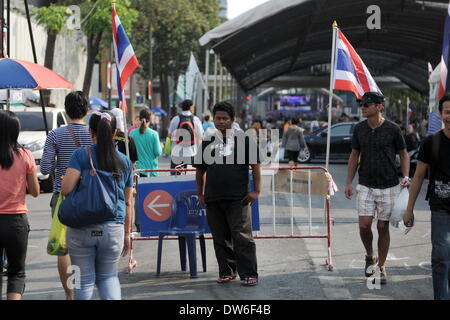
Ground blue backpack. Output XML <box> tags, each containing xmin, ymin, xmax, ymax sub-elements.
<box><xmin>58</xmin><ymin>146</ymin><xmax>119</xmax><ymax>228</ymax></box>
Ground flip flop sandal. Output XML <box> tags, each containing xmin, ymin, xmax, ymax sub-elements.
<box><xmin>216</xmin><ymin>275</ymin><xmax>237</xmax><ymax>284</ymax></box>
<box><xmin>241</xmin><ymin>277</ymin><xmax>258</xmax><ymax>286</ymax></box>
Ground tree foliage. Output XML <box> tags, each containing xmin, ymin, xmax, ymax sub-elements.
<box><xmin>81</xmin><ymin>0</ymin><xmax>137</xmax><ymax>44</ymax></box>
<box><xmin>31</xmin><ymin>5</ymin><xmax>69</xmax><ymax>35</ymax></box>
<box><xmin>31</xmin><ymin>4</ymin><xmax>70</xmax><ymax>105</ymax></box>
<box><xmin>79</xmin><ymin>0</ymin><xmax>138</xmax><ymax>95</ymax></box>
<box><xmin>131</xmin><ymin>0</ymin><xmax>221</xmax><ymax>109</ymax></box>
<box><xmin>383</xmin><ymin>89</ymin><xmax>427</xmax><ymax>120</ymax></box>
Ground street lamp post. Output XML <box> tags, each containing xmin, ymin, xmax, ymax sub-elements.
<box><xmin>203</xmin><ymin>48</ymin><xmax>210</xmax><ymax>115</ymax></box>
<box><xmin>219</xmin><ymin>62</ymin><xmax>223</xmax><ymax>102</ymax></box>
<box><xmin>213</xmin><ymin>53</ymin><xmax>217</xmax><ymax>105</ymax></box>
<box><xmin>24</xmin><ymin>0</ymin><xmax>49</xmax><ymax>135</ymax></box>
<box><xmin>108</xmin><ymin>43</ymin><xmax>113</xmax><ymax>109</ymax></box>
<box><xmin>6</xmin><ymin>0</ymin><xmax>10</xmax><ymax>110</ymax></box>
<box><xmin>148</xmin><ymin>21</ymin><xmax>153</xmax><ymax>108</ymax></box>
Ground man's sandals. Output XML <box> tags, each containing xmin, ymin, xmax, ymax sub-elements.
<box><xmin>241</xmin><ymin>277</ymin><xmax>258</xmax><ymax>286</ymax></box>
<box><xmin>216</xmin><ymin>274</ymin><xmax>237</xmax><ymax>284</ymax></box>
<box><xmin>216</xmin><ymin>275</ymin><xmax>258</xmax><ymax>286</ymax></box>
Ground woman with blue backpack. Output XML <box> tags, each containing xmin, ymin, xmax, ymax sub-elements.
<box><xmin>60</xmin><ymin>111</ymin><xmax>133</xmax><ymax>300</ymax></box>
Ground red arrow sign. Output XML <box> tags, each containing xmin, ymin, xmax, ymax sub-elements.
<box><xmin>143</xmin><ymin>190</ymin><xmax>173</xmax><ymax>222</ymax></box>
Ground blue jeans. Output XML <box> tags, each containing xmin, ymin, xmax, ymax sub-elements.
<box><xmin>67</xmin><ymin>222</ymin><xmax>124</xmax><ymax>300</ymax></box>
<box><xmin>431</xmin><ymin>210</ymin><xmax>450</xmax><ymax>300</ymax></box>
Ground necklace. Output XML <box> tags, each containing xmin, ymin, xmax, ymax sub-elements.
<box><xmin>370</xmin><ymin>117</ymin><xmax>384</xmax><ymax>132</ymax></box>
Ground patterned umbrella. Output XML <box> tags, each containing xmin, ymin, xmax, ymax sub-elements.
<box><xmin>0</xmin><ymin>58</ymin><xmax>72</xmax><ymax>89</ymax></box>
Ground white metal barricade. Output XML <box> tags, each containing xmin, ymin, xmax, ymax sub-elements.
<box><xmin>127</xmin><ymin>166</ymin><xmax>336</xmax><ymax>273</ymax></box>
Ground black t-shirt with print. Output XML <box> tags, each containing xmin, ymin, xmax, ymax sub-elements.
<box><xmin>351</xmin><ymin>119</ymin><xmax>406</xmax><ymax>189</ymax></box>
<box><xmin>418</xmin><ymin>130</ymin><xmax>450</xmax><ymax>212</ymax></box>
<box><xmin>193</xmin><ymin>131</ymin><xmax>259</xmax><ymax>203</ymax></box>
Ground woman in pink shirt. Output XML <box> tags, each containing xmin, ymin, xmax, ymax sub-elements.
<box><xmin>127</xmin><ymin>115</ymin><xmax>141</xmax><ymax>135</ymax></box>
<box><xmin>0</xmin><ymin>110</ymin><xmax>39</xmax><ymax>300</ymax></box>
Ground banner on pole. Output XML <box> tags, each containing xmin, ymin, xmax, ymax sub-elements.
<box><xmin>273</xmin><ymin>171</ymin><xmax>329</xmax><ymax>196</ymax></box>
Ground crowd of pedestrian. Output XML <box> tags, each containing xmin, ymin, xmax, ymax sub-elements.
<box><xmin>0</xmin><ymin>89</ymin><xmax>449</xmax><ymax>300</ymax></box>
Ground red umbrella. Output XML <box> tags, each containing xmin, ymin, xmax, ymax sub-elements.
<box><xmin>0</xmin><ymin>57</ymin><xmax>72</xmax><ymax>89</ymax></box>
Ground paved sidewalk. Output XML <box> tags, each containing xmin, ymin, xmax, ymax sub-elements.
<box><xmin>2</xmin><ymin>160</ymin><xmax>434</xmax><ymax>300</ymax></box>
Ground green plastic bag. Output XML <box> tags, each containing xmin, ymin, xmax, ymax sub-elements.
<box><xmin>164</xmin><ymin>136</ymin><xmax>172</xmax><ymax>155</ymax></box>
<box><xmin>47</xmin><ymin>193</ymin><xmax>68</xmax><ymax>256</ymax></box>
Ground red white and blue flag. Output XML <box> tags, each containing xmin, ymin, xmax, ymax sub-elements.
<box><xmin>333</xmin><ymin>29</ymin><xmax>381</xmax><ymax>98</ymax></box>
<box><xmin>112</xmin><ymin>7</ymin><xmax>139</xmax><ymax>113</ymax></box>
<box><xmin>439</xmin><ymin>3</ymin><xmax>450</xmax><ymax>100</ymax></box>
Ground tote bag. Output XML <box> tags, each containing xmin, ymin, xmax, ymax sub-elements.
<box><xmin>58</xmin><ymin>147</ymin><xmax>119</xmax><ymax>228</ymax></box>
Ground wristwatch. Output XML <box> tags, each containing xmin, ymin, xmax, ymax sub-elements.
<box><xmin>403</xmin><ymin>176</ymin><xmax>411</xmax><ymax>181</ymax></box>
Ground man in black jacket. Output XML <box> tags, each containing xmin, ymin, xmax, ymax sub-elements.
<box><xmin>194</xmin><ymin>101</ymin><xmax>261</xmax><ymax>286</ymax></box>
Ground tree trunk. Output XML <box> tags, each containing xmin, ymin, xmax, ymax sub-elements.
<box><xmin>160</xmin><ymin>72</ymin><xmax>169</xmax><ymax>113</ymax></box>
<box><xmin>159</xmin><ymin>72</ymin><xmax>171</xmax><ymax>138</ymax></box>
<box><xmin>43</xmin><ymin>32</ymin><xmax>57</xmax><ymax>106</ymax></box>
<box><xmin>82</xmin><ymin>32</ymin><xmax>103</xmax><ymax>96</ymax></box>
<box><xmin>172</xmin><ymin>74</ymin><xmax>179</xmax><ymax>111</ymax></box>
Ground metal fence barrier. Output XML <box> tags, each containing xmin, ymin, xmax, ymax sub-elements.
<box><xmin>127</xmin><ymin>166</ymin><xmax>337</xmax><ymax>274</ymax></box>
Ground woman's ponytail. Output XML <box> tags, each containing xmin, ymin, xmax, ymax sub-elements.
<box><xmin>139</xmin><ymin>108</ymin><xmax>152</xmax><ymax>134</ymax></box>
<box><xmin>89</xmin><ymin>112</ymin><xmax>123</xmax><ymax>179</ymax></box>
<box><xmin>139</xmin><ymin>119</ymin><xmax>147</xmax><ymax>134</ymax></box>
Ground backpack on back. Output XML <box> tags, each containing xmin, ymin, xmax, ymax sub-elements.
<box><xmin>176</xmin><ymin>114</ymin><xmax>195</xmax><ymax>146</ymax></box>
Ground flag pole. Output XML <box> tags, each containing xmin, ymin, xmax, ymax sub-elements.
<box><xmin>406</xmin><ymin>96</ymin><xmax>410</xmax><ymax>128</ymax></box>
<box><xmin>112</xmin><ymin>0</ymin><xmax>130</xmax><ymax>158</ymax></box>
<box><xmin>326</xmin><ymin>21</ymin><xmax>338</xmax><ymax>170</ymax></box>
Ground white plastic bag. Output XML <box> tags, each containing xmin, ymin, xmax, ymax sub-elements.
<box><xmin>390</xmin><ymin>187</ymin><xmax>414</xmax><ymax>234</ymax></box>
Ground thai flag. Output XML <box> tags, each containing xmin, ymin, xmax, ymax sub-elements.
<box><xmin>439</xmin><ymin>2</ymin><xmax>450</xmax><ymax>100</ymax></box>
<box><xmin>333</xmin><ymin>29</ymin><xmax>381</xmax><ymax>98</ymax></box>
<box><xmin>112</xmin><ymin>7</ymin><xmax>139</xmax><ymax>113</ymax></box>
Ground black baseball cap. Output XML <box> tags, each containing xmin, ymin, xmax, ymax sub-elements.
<box><xmin>356</xmin><ymin>92</ymin><xmax>385</xmax><ymax>104</ymax></box>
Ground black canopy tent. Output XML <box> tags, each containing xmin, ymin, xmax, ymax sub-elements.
<box><xmin>200</xmin><ymin>0</ymin><xmax>448</xmax><ymax>94</ymax></box>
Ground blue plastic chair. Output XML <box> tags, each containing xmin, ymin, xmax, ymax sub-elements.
<box><xmin>156</xmin><ymin>190</ymin><xmax>207</xmax><ymax>278</ymax></box>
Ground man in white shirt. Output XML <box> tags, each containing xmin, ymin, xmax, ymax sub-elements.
<box><xmin>168</xmin><ymin>100</ymin><xmax>203</xmax><ymax>174</ymax></box>
<box><xmin>110</xmin><ymin>107</ymin><xmax>125</xmax><ymax>133</ymax></box>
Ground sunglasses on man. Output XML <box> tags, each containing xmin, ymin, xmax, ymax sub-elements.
<box><xmin>359</xmin><ymin>102</ymin><xmax>377</xmax><ymax>108</ymax></box>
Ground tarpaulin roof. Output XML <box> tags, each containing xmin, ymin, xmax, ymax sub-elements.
<box><xmin>200</xmin><ymin>0</ymin><xmax>448</xmax><ymax>93</ymax></box>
